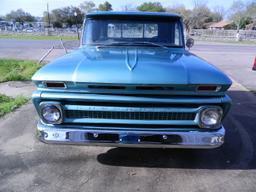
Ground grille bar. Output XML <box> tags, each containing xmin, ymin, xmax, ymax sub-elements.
<box><xmin>63</xmin><ymin>104</ymin><xmax>199</xmax><ymax>125</ymax></box>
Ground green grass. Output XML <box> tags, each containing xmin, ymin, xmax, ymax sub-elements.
<box><xmin>0</xmin><ymin>59</ymin><xmax>42</xmax><ymax>82</ymax></box>
<box><xmin>0</xmin><ymin>94</ymin><xmax>28</xmax><ymax>117</ymax></box>
<box><xmin>0</xmin><ymin>35</ymin><xmax>78</xmax><ymax>41</ymax></box>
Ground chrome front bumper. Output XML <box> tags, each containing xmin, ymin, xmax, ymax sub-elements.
<box><xmin>37</xmin><ymin>122</ymin><xmax>225</xmax><ymax>149</ymax></box>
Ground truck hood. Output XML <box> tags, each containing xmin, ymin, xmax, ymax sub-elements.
<box><xmin>32</xmin><ymin>46</ymin><xmax>232</xmax><ymax>86</ymax></box>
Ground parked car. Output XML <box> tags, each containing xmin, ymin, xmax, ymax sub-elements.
<box><xmin>32</xmin><ymin>12</ymin><xmax>232</xmax><ymax>148</ymax></box>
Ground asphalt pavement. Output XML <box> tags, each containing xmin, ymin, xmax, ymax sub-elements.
<box><xmin>192</xmin><ymin>42</ymin><xmax>256</xmax><ymax>91</ymax></box>
<box><xmin>0</xmin><ymin>39</ymin><xmax>256</xmax><ymax>192</ymax></box>
<box><xmin>0</xmin><ymin>39</ymin><xmax>60</xmax><ymax>49</ymax></box>
<box><xmin>0</xmin><ymin>82</ymin><xmax>256</xmax><ymax>192</ymax></box>
<box><xmin>0</xmin><ymin>39</ymin><xmax>78</xmax><ymax>61</ymax></box>
<box><xmin>0</xmin><ymin>39</ymin><xmax>79</xmax><ymax>49</ymax></box>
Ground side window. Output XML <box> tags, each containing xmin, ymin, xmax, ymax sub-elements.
<box><xmin>144</xmin><ymin>24</ymin><xmax>158</xmax><ymax>38</ymax></box>
<box><xmin>107</xmin><ymin>23</ymin><xmax>121</xmax><ymax>38</ymax></box>
<box><xmin>174</xmin><ymin>23</ymin><xmax>180</xmax><ymax>45</ymax></box>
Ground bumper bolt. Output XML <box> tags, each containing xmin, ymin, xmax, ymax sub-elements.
<box><xmin>163</xmin><ymin>135</ymin><xmax>168</xmax><ymax>140</ymax></box>
<box><xmin>53</xmin><ymin>133</ymin><xmax>59</xmax><ymax>138</ymax></box>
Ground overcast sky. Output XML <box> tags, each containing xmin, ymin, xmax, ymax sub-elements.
<box><xmin>0</xmin><ymin>0</ymin><xmax>252</xmax><ymax>17</ymax></box>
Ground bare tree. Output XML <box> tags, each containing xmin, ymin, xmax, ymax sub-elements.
<box><xmin>121</xmin><ymin>3</ymin><xmax>136</xmax><ymax>11</ymax></box>
<box><xmin>246</xmin><ymin>2</ymin><xmax>256</xmax><ymax>21</ymax></box>
<box><xmin>212</xmin><ymin>6</ymin><xmax>225</xmax><ymax>22</ymax></box>
<box><xmin>79</xmin><ymin>1</ymin><xmax>96</xmax><ymax>14</ymax></box>
<box><xmin>190</xmin><ymin>3</ymin><xmax>213</xmax><ymax>29</ymax></box>
<box><xmin>229</xmin><ymin>0</ymin><xmax>246</xmax><ymax>30</ymax></box>
<box><xmin>193</xmin><ymin>0</ymin><xmax>207</xmax><ymax>8</ymax></box>
<box><xmin>167</xmin><ymin>4</ymin><xmax>191</xmax><ymax>33</ymax></box>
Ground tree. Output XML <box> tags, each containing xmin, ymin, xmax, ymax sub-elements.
<box><xmin>42</xmin><ymin>6</ymin><xmax>84</xmax><ymax>28</ymax></box>
<box><xmin>167</xmin><ymin>4</ymin><xmax>191</xmax><ymax>32</ymax></box>
<box><xmin>193</xmin><ymin>0</ymin><xmax>207</xmax><ymax>8</ymax></box>
<box><xmin>246</xmin><ymin>2</ymin><xmax>256</xmax><ymax>21</ymax></box>
<box><xmin>137</xmin><ymin>2</ymin><xmax>165</xmax><ymax>12</ymax></box>
<box><xmin>121</xmin><ymin>3</ymin><xmax>137</xmax><ymax>11</ymax></box>
<box><xmin>80</xmin><ymin>1</ymin><xmax>96</xmax><ymax>14</ymax></box>
<box><xmin>98</xmin><ymin>1</ymin><xmax>113</xmax><ymax>11</ymax></box>
<box><xmin>212</xmin><ymin>6</ymin><xmax>225</xmax><ymax>22</ymax></box>
<box><xmin>5</xmin><ymin>9</ymin><xmax>35</xmax><ymax>24</ymax></box>
<box><xmin>190</xmin><ymin>3</ymin><xmax>213</xmax><ymax>29</ymax></box>
<box><xmin>229</xmin><ymin>0</ymin><xmax>247</xmax><ymax>30</ymax></box>
<box><xmin>42</xmin><ymin>11</ymin><xmax>52</xmax><ymax>27</ymax></box>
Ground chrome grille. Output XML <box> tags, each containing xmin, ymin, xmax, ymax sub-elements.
<box><xmin>65</xmin><ymin>110</ymin><xmax>196</xmax><ymax>121</ymax></box>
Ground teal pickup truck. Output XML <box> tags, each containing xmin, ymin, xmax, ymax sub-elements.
<box><xmin>32</xmin><ymin>12</ymin><xmax>232</xmax><ymax>148</ymax></box>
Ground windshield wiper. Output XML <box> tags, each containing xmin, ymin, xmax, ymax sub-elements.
<box><xmin>133</xmin><ymin>42</ymin><xmax>169</xmax><ymax>49</ymax></box>
<box><xmin>95</xmin><ymin>42</ymin><xmax>131</xmax><ymax>48</ymax></box>
<box><xmin>95</xmin><ymin>41</ymin><xmax>169</xmax><ymax>49</ymax></box>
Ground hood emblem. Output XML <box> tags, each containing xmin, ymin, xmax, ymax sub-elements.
<box><xmin>126</xmin><ymin>49</ymin><xmax>138</xmax><ymax>71</ymax></box>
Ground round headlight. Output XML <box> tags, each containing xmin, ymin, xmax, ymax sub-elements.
<box><xmin>41</xmin><ymin>105</ymin><xmax>61</xmax><ymax>124</ymax></box>
<box><xmin>200</xmin><ymin>107</ymin><xmax>223</xmax><ymax>128</ymax></box>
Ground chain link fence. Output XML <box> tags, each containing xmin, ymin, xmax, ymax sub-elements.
<box><xmin>0</xmin><ymin>30</ymin><xmax>78</xmax><ymax>37</ymax></box>
<box><xmin>190</xmin><ymin>29</ymin><xmax>256</xmax><ymax>42</ymax></box>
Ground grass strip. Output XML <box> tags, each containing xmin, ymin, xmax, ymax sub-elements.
<box><xmin>0</xmin><ymin>94</ymin><xmax>28</xmax><ymax>117</ymax></box>
<box><xmin>0</xmin><ymin>35</ymin><xmax>77</xmax><ymax>41</ymax></box>
<box><xmin>0</xmin><ymin>59</ymin><xmax>42</xmax><ymax>82</ymax></box>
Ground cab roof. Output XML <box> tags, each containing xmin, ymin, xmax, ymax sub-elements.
<box><xmin>86</xmin><ymin>11</ymin><xmax>181</xmax><ymax>19</ymax></box>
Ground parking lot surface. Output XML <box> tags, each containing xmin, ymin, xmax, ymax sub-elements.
<box><xmin>192</xmin><ymin>42</ymin><xmax>256</xmax><ymax>91</ymax></box>
<box><xmin>0</xmin><ymin>40</ymin><xmax>256</xmax><ymax>192</ymax></box>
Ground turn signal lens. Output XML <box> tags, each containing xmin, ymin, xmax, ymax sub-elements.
<box><xmin>197</xmin><ymin>85</ymin><xmax>221</xmax><ymax>92</ymax></box>
<box><xmin>45</xmin><ymin>82</ymin><xmax>66</xmax><ymax>88</ymax></box>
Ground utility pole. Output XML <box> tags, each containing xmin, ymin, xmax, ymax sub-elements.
<box><xmin>47</xmin><ymin>3</ymin><xmax>51</xmax><ymax>28</ymax></box>
<box><xmin>74</xmin><ymin>12</ymin><xmax>80</xmax><ymax>40</ymax></box>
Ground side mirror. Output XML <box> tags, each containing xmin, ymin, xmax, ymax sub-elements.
<box><xmin>186</xmin><ymin>38</ymin><xmax>194</xmax><ymax>49</ymax></box>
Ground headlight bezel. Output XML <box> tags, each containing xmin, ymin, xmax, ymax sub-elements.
<box><xmin>199</xmin><ymin>106</ymin><xmax>223</xmax><ymax>129</ymax></box>
<box><xmin>39</xmin><ymin>102</ymin><xmax>63</xmax><ymax>125</ymax></box>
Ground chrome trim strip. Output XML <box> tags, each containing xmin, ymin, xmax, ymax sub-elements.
<box><xmin>36</xmin><ymin>88</ymin><xmax>226</xmax><ymax>96</ymax></box>
<box><xmin>64</xmin><ymin>105</ymin><xmax>199</xmax><ymax>112</ymax></box>
<box><xmin>126</xmin><ymin>48</ymin><xmax>138</xmax><ymax>71</ymax></box>
<box><xmin>37</xmin><ymin>122</ymin><xmax>225</xmax><ymax>149</ymax></box>
<box><xmin>40</xmin><ymin>92</ymin><xmax>224</xmax><ymax>104</ymax></box>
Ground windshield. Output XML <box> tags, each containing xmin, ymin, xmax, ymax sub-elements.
<box><xmin>82</xmin><ymin>19</ymin><xmax>184</xmax><ymax>48</ymax></box>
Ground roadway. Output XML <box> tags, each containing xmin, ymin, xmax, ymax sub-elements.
<box><xmin>0</xmin><ymin>38</ymin><xmax>255</xmax><ymax>52</ymax></box>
